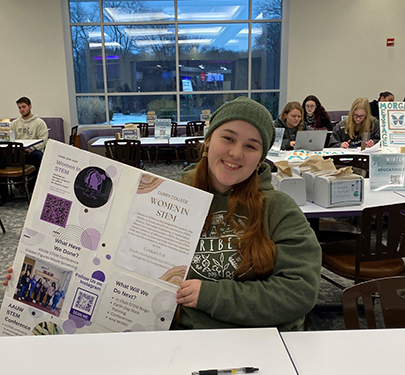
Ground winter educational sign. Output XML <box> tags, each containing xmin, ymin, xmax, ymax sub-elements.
<box><xmin>0</xmin><ymin>140</ymin><xmax>212</xmax><ymax>337</ymax></box>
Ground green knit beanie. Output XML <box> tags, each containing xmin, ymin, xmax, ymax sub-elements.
<box><xmin>205</xmin><ymin>97</ymin><xmax>275</xmax><ymax>161</ymax></box>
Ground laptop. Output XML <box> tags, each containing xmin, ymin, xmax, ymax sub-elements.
<box><xmin>294</xmin><ymin>130</ymin><xmax>327</xmax><ymax>151</ymax></box>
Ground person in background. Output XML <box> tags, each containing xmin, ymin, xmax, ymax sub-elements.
<box><xmin>329</xmin><ymin>97</ymin><xmax>380</xmax><ymax>148</ymax></box>
<box><xmin>44</xmin><ymin>281</ymin><xmax>56</xmax><ymax>308</ymax></box>
<box><xmin>10</xmin><ymin>97</ymin><xmax>48</xmax><ymax>191</ymax></box>
<box><xmin>39</xmin><ymin>278</ymin><xmax>50</xmax><ymax>305</ymax></box>
<box><xmin>274</xmin><ymin>101</ymin><xmax>304</xmax><ymax>150</ymax></box>
<box><xmin>18</xmin><ymin>269</ymin><xmax>30</xmax><ymax>300</ymax></box>
<box><xmin>369</xmin><ymin>91</ymin><xmax>394</xmax><ymax>120</ymax></box>
<box><xmin>173</xmin><ymin>97</ymin><xmax>321</xmax><ymax>331</ymax></box>
<box><xmin>302</xmin><ymin>95</ymin><xmax>332</xmax><ymax>131</ymax></box>
<box><xmin>27</xmin><ymin>274</ymin><xmax>37</xmax><ymax>302</ymax></box>
<box><xmin>32</xmin><ymin>277</ymin><xmax>43</xmax><ymax>304</ymax></box>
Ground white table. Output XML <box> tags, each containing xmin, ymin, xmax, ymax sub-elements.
<box><xmin>91</xmin><ymin>136</ymin><xmax>170</xmax><ymax>147</ymax></box>
<box><xmin>0</xmin><ymin>139</ymin><xmax>43</xmax><ymax>149</ymax></box>
<box><xmin>91</xmin><ymin>136</ymin><xmax>202</xmax><ymax>148</ymax></box>
<box><xmin>282</xmin><ymin>329</ymin><xmax>405</xmax><ymax>375</ymax></box>
<box><xmin>0</xmin><ymin>328</ymin><xmax>297</xmax><ymax>375</ymax></box>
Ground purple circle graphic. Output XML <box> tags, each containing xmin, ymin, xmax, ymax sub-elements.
<box><xmin>69</xmin><ymin>314</ymin><xmax>86</xmax><ymax>329</ymax></box>
<box><xmin>81</xmin><ymin>228</ymin><xmax>101</xmax><ymax>250</ymax></box>
<box><xmin>106</xmin><ymin>254</ymin><xmax>111</xmax><ymax>260</ymax></box>
<box><xmin>62</xmin><ymin>319</ymin><xmax>77</xmax><ymax>334</ymax></box>
<box><xmin>92</xmin><ymin>270</ymin><xmax>105</xmax><ymax>282</ymax></box>
<box><xmin>93</xmin><ymin>257</ymin><xmax>101</xmax><ymax>266</ymax></box>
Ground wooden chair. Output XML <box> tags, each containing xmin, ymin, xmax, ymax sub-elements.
<box><xmin>184</xmin><ymin>137</ymin><xmax>204</xmax><ymax>167</ymax></box>
<box><xmin>154</xmin><ymin>122</ymin><xmax>180</xmax><ymax>166</ymax></box>
<box><xmin>0</xmin><ymin>142</ymin><xmax>36</xmax><ymax>203</ymax></box>
<box><xmin>321</xmin><ymin>203</ymin><xmax>405</xmax><ymax>289</ymax></box>
<box><xmin>104</xmin><ymin>140</ymin><xmax>144</xmax><ymax>169</ymax></box>
<box><xmin>323</xmin><ymin>154</ymin><xmax>370</xmax><ymax>178</ymax></box>
<box><xmin>342</xmin><ymin>276</ymin><xmax>405</xmax><ymax>329</ymax></box>
<box><xmin>125</xmin><ymin>122</ymin><xmax>151</xmax><ymax>166</ymax></box>
<box><xmin>69</xmin><ymin>125</ymin><xmax>78</xmax><ymax>146</ymax></box>
<box><xmin>186</xmin><ymin>121</ymin><xmax>205</xmax><ymax>136</ymax></box>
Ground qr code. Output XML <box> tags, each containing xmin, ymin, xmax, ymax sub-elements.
<box><xmin>73</xmin><ymin>288</ymin><xmax>97</xmax><ymax>314</ymax></box>
<box><xmin>40</xmin><ymin>193</ymin><xmax>72</xmax><ymax>227</ymax></box>
<box><xmin>390</xmin><ymin>174</ymin><xmax>401</xmax><ymax>185</ymax></box>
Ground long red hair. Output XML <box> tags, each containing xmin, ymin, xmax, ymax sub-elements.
<box><xmin>182</xmin><ymin>153</ymin><xmax>277</xmax><ymax>280</ymax></box>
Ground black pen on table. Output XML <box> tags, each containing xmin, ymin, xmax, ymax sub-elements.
<box><xmin>192</xmin><ymin>367</ymin><xmax>259</xmax><ymax>375</ymax></box>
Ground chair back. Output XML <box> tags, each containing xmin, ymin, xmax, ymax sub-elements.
<box><xmin>184</xmin><ymin>137</ymin><xmax>204</xmax><ymax>166</ymax></box>
<box><xmin>324</xmin><ymin>154</ymin><xmax>369</xmax><ymax>177</ymax></box>
<box><xmin>125</xmin><ymin>122</ymin><xmax>149</xmax><ymax>137</ymax></box>
<box><xmin>357</xmin><ymin>203</ymin><xmax>405</xmax><ymax>268</ymax></box>
<box><xmin>186</xmin><ymin>121</ymin><xmax>205</xmax><ymax>136</ymax></box>
<box><xmin>104</xmin><ymin>139</ymin><xmax>142</xmax><ymax>168</ymax></box>
<box><xmin>171</xmin><ymin>121</ymin><xmax>178</xmax><ymax>137</ymax></box>
<box><xmin>342</xmin><ymin>276</ymin><xmax>405</xmax><ymax>329</ymax></box>
<box><xmin>0</xmin><ymin>142</ymin><xmax>25</xmax><ymax>169</ymax></box>
<box><xmin>69</xmin><ymin>125</ymin><xmax>78</xmax><ymax>145</ymax></box>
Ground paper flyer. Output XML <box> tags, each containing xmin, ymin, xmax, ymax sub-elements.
<box><xmin>0</xmin><ymin>140</ymin><xmax>212</xmax><ymax>336</ymax></box>
<box><xmin>379</xmin><ymin>101</ymin><xmax>405</xmax><ymax>148</ymax></box>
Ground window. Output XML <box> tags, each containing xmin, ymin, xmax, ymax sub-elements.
<box><xmin>68</xmin><ymin>0</ymin><xmax>284</xmax><ymax>125</ymax></box>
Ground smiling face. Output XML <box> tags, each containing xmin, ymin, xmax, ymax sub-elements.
<box><xmin>305</xmin><ymin>100</ymin><xmax>317</xmax><ymax>116</ymax></box>
<box><xmin>285</xmin><ymin>109</ymin><xmax>302</xmax><ymax>128</ymax></box>
<box><xmin>206</xmin><ymin>120</ymin><xmax>263</xmax><ymax>193</ymax></box>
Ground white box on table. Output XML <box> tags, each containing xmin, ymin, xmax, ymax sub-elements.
<box><xmin>313</xmin><ymin>174</ymin><xmax>364</xmax><ymax>208</ymax></box>
<box><xmin>272</xmin><ymin>173</ymin><xmax>306</xmax><ymax>206</ymax></box>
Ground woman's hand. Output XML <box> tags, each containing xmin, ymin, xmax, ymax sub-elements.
<box><xmin>176</xmin><ymin>279</ymin><xmax>202</xmax><ymax>308</ymax></box>
<box><xmin>366</xmin><ymin>139</ymin><xmax>374</xmax><ymax>148</ymax></box>
<box><xmin>290</xmin><ymin>141</ymin><xmax>295</xmax><ymax>148</ymax></box>
<box><xmin>2</xmin><ymin>267</ymin><xmax>13</xmax><ymax>286</ymax></box>
<box><xmin>341</xmin><ymin>140</ymin><xmax>351</xmax><ymax>148</ymax></box>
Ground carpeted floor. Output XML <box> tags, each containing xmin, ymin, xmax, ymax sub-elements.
<box><xmin>0</xmin><ymin>162</ymin><xmax>375</xmax><ymax>331</ymax></box>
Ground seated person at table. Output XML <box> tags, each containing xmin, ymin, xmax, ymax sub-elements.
<box><xmin>369</xmin><ymin>91</ymin><xmax>394</xmax><ymax>120</ymax></box>
<box><xmin>11</xmin><ymin>96</ymin><xmax>48</xmax><ymax>190</ymax></box>
<box><xmin>274</xmin><ymin>101</ymin><xmax>305</xmax><ymax>150</ymax></box>
<box><xmin>302</xmin><ymin>95</ymin><xmax>332</xmax><ymax>131</ymax></box>
<box><xmin>329</xmin><ymin>97</ymin><xmax>380</xmax><ymax>148</ymax></box>
<box><xmin>4</xmin><ymin>98</ymin><xmax>322</xmax><ymax>331</ymax></box>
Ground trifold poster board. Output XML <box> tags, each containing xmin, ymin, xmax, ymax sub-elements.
<box><xmin>370</xmin><ymin>153</ymin><xmax>405</xmax><ymax>191</ymax></box>
<box><xmin>0</xmin><ymin>140</ymin><xmax>212</xmax><ymax>337</ymax></box>
<box><xmin>154</xmin><ymin>119</ymin><xmax>172</xmax><ymax>139</ymax></box>
<box><xmin>379</xmin><ymin>101</ymin><xmax>405</xmax><ymax>148</ymax></box>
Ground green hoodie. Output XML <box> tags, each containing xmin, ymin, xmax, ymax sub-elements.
<box><xmin>174</xmin><ymin>163</ymin><xmax>321</xmax><ymax>331</ymax></box>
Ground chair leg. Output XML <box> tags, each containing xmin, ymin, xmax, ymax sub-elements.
<box><xmin>174</xmin><ymin>148</ymin><xmax>180</xmax><ymax>167</ymax></box>
<box><xmin>0</xmin><ymin>217</ymin><xmax>5</xmax><ymax>234</ymax></box>
<box><xmin>154</xmin><ymin>147</ymin><xmax>159</xmax><ymax>166</ymax></box>
<box><xmin>146</xmin><ymin>148</ymin><xmax>152</xmax><ymax>168</ymax></box>
<box><xmin>24</xmin><ymin>180</ymin><xmax>31</xmax><ymax>204</ymax></box>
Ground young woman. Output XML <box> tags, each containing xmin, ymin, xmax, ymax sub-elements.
<box><xmin>4</xmin><ymin>98</ymin><xmax>321</xmax><ymax>331</ymax></box>
<box><xmin>273</xmin><ymin>102</ymin><xmax>304</xmax><ymax>150</ymax></box>
<box><xmin>329</xmin><ymin>97</ymin><xmax>380</xmax><ymax>148</ymax></box>
<box><xmin>369</xmin><ymin>91</ymin><xmax>394</xmax><ymax>120</ymax></box>
<box><xmin>302</xmin><ymin>95</ymin><xmax>332</xmax><ymax>131</ymax></box>
<box><xmin>174</xmin><ymin>97</ymin><xmax>321</xmax><ymax>331</ymax></box>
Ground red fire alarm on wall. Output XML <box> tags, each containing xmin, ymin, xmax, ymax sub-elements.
<box><xmin>387</xmin><ymin>38</ymin><xmax>395</xmax><ymax>47</ymax></box>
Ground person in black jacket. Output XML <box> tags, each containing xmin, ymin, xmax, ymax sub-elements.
<box><xmin>302</xmin><ymin>95</ymin><xmax>332</xmax><ymax>131</ymax></box>
<box><xmin>329</xmin><ymin>97</ymin><xmax>380</xmax><ymax>148</ymax></box>
<box><xmin>274</xmin><ymin>101</ymin><xmax>304</xmax><ymax>150</ymax></box>
<box><xmin>369</xmin><ymin>91</ymin><xmax>394</xmax><ymax>120</ymax></box>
